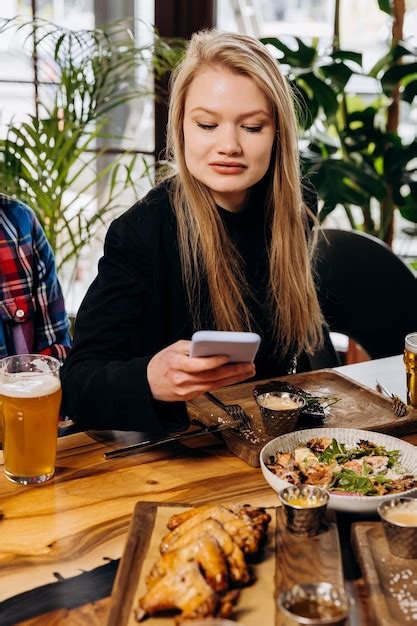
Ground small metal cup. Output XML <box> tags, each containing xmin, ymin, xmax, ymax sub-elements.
<box><xmin>255</xmin><ymin>391</ymin><xmax>306</xmax><ymax>436</ymax></box>
<box><xmin>278</xmin><ymin>582</ymin><xmax>349</xmax><ymax>625</ymax></box>
<box><xmin>279</xmin><ymin>485</ymin><xmax>329</xmax><ymax>537</ymax></box>
<box><xmin>378</xmin><ymin>497</ymin><xmax>417</xmax><ymax>559</ymax></box>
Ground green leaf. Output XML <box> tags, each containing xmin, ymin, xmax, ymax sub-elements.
<box><xmin>261</xmin><ymin>36</ymin><xmax>316</xmax><ymax>68</ymax></box>
<box><xmin>320</xmin><ymin>62</ymin><xmax>353</xmax><ymax>89</ymax></box>
<box><xmin>319</xmin><ymin>439</ymin><xmax>348</xmax><ymax>464</ymax></box>
<box><xmin>402</xmin><ymin>78</ymin><xmax>417</xmax><ymax>103</ymax></box>
<box><xmin>399</xmin><ymin>193</ymin><xmax>417</xmax><ymax>224</ymax></box>
<box><xmin>392</xmin><ymin>42</ymin><xmax>417</xmax><ymax>61</ymax></box>
<box><xmin>332</xmin><ymin>469</ymin><xmax>376</xmax><ymax>495</ymax></box>
<box><xmin>330</xmin><ymin>50</ymin><xmax>362</xmax><ymax>66</ymax></box>
<box><xmin>381</xmin><ymin>62</ymin><xmax>417</xmax><ymax>94</ymax></box>
<box><xmin>317</xmin><ymin>201</ymin><xmax>336</xmax><ymax>223</ymax></box>
<box><xmin>300</xmin><ymin>72</ymin><xmax>338</xmax><ymax>118</ymax></box>
<box><xmin>378</xmin><ymin>0</ymin><xmax>392</xmax><ymax>15</ymax></box>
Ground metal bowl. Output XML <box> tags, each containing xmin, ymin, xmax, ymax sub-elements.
<box><xmin>255</xmin><ymin>391</ymin><xmax>306</xmax><ymax>436</ymax></box>
<box><xmin>278</xmin><ymin>582</ymin><xmax>349</xmax><ymax>625</ymax></box>
<box><xmin>279</xmin><ymin>485</ymin><xmax>329</xmax><ymax>537</ymax></box>
<box><xmin>378</xmin><ymin>497</ymin><xmax>417</xmax><ymax>559</ymax></box>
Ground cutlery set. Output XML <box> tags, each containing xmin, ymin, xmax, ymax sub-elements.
<box><xmin>104</xmin><ymin>392</ymin><xmax>251</xmax><ymax>459</ymax></box>
<box><xmin>376</xmin><ymin>378</ymin><xmax>408</xmax><ymax>417</ymax></box>
<box><xmin>104</xmin><ymin>381</ymin><xmax>409</xmax><ymax>459</ymax></box>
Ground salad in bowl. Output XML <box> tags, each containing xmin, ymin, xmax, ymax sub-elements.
<box><xmin>260</xmin><ymin>428</ymin><xmax>417</xmax><ymax>513</ymax></box>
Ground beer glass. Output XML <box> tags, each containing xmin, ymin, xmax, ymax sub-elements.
<box><xmin>0</xmin><ymin>354</ymin><xmax>62</xmax><ymax>484</ymax></box>
<box><xmin>404</xmin><ymin>332</ymin><xmax>417</xmax><ymax>408</ymax></box>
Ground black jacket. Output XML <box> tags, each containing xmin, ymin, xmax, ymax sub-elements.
<box><xmin>61</xmin><ymin>180</ymin><xmax>321</xmax><ymax>432</ymax></box>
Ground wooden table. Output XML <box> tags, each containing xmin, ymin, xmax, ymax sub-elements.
<box><xmin>0</xmin><ymin>355</ymin><xmax>413</xmax><ymax>626</ymax></box>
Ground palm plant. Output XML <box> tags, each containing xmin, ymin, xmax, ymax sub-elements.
<box><xmin>0</xmin><ymin>17</ymin><xmax>184</xmax><ymax>270</ymax></box>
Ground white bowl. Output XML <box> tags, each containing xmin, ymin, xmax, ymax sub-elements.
<box><xmin>260</xmin><ymin>427</ymin><xmax>417</xmax><ymax>514</ymax></box>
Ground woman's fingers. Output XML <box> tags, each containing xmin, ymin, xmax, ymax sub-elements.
<box><xmin>173</xmin><ymin>367</ymin><xmax>255</xmax><ymax>400</ymax></box>
<box><xmin>173</xmin><ymin>340</ymin><xmax>192</xmax><ymax>354</ymax></box>
<box><xmin>147</xmin><ymin>340</ymin><xmax>256</xmax><ymax>402</ymax></box>
<box><xmin>177</xmin><ymin>353</ymin><xmax>230</xmax><ymax>372</ymax></box>
<box><xmin>172</xmin><ymin>362</ymin><xmax>255</xmax><ymax>386</ymax></box>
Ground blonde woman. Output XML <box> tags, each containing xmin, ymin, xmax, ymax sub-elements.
<box><xmin>61</xmin><ymin>30</ymin><xmax>325</xmax><ymax>432</ymax></box>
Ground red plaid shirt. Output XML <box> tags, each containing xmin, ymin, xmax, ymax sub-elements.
<box><xmin>0</xmin><ymin>196</ymin><xmax>72</xmax><ymax>359</ymax></box>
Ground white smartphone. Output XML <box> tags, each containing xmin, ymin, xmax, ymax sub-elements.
<box><xmin>190</xmin><ymin>330</ymin><xmax>261</xmax><ymax>363</ymax></box>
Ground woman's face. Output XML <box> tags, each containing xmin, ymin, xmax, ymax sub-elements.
<box><xmin>183</xmin><ymin>66</ymin><xmax>276</xmax><ymax>212</ymax></box>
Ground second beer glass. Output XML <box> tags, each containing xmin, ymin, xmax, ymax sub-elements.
<box><xmin>0</xmin><ymin>354</ymin><xmax>62</xmax><ymax>484</ymax></box>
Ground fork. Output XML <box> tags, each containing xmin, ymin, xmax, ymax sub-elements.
<box><xmin>376</xmin><ymin>378</ymin><xmax>408</xmax><ymax>417</ymax></box>
<box><xmin>204</xmin><ymin>391</ymin><xmax>252</xmax><ymax>430</ymax></box>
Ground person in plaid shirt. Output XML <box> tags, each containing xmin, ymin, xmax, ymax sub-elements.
<box><xmin>0</xmin><ymin>195</ymin><xmax>72</xmax><ymax>359</ymax></box>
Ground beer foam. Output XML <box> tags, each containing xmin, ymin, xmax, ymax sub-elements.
<box><xmin>405</xmin><ymin>332</ymin><xmax>417</xmax><ymax>354</ymax></box>
<box><xmin>0</xmin><ymin>372</ymin><xmax>60</xmax><ymax>398</ymax></box>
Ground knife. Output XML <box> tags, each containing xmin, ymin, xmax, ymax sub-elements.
<box><xmin>103</xmin><ymin>420</ymin><xmax>240</xmax><ymax>459</ymax></box>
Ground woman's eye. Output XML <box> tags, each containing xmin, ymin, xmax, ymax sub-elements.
<box><xmin>243</xmin><ymin>125</ymin><xmax>263</xmax><ymax>133</ymax></box>
<box><xmin>197</xmin><ymin>123</ymin><xmax>217</xmax><ymax>131</ymax></box>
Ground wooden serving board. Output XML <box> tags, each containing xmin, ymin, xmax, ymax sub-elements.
<box><xmin>352</xmin><ymin>522</ymin><xmax>417</xmax><ymax>626</ymax></box>
<box><xmin>187</xmin><ymin>369</ymin><xmax>417</xmax><ymax>467</ymax></box>
<box><xmin>107</xmin><ymin>502</ymin><xmax>344</xmax><ymax>626</ymax></box>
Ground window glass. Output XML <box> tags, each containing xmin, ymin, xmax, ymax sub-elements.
<box><xmin>0</xmin><ymin>1</ymin><xmax>34</xmax><ymax>82</ymax></box>
<box><xmin>0</xmin><ymin>83</ymin><xmax>36</xmax><ymax>136</ymax></box>
<box><xmin>0</xmin><ymin>2</ymin><xmax>35</xmax><ymax>134</ymax></box>
<box><xmin>35</xmin><ymin>0</ymin><xmax>94</xmax><ymax>29</ymax></box>
<box><xmin>216</xmin><ymin>0</ymin><xmax>333</xmax><ymax>38</ymax></box>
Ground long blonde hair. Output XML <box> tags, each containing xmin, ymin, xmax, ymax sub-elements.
<box><xmin>166</xmin><ymin>30</ymin><xmax>323</xmax><ymax>357</ymax></box>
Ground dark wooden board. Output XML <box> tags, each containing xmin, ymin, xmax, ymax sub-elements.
<box><xmin>352</xmin><ymin>522</ymin><xmax>417</xmax><ymax>626</ymax></box>
<box><xmin>187</xmin><ymin>369</ymin><xmax>417</xmax><ymax>467</ymax></box>
<box><xmin>107</xmin><ymin>501</ymin><xmax>344</xmax><ymax>626</ymax></box>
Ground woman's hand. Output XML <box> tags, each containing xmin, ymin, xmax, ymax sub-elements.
<box><xmin>147</xmin><ymin>340</ymin><xmax>256</xmax><ymax>402</ymax></box>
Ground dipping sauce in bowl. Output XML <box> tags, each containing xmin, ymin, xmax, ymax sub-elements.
<box><xmin>278</xmin><ymin>583</ymin><xmax>349</xmax><ymax>625</ymax></box>
<box><xmin>383</xmin><ymin>499</ymin><xmax>417</xmax><ymax>525</ymax></box>
<box><xmin>288</xmin><ymin>597</ymin><xmax>347</xmax><ymax>619</ymax></box>
<box><xmin>258</xmin><ymin>394</ymin><xmax>301</xmax><ymax>410</ymax></box>
<box><xmin>378</xmin><ymin>497</ymin><xmax>417</xmax><ymax>558</ymax></box>
<box><xmin>285</xmin><ymin>496</ymin><xmax>324</xmax><ymax>508</ymax></box>
<box><xmin>255</xmin><ymin>392</ymin><xmax>305</xmax><ymax>436</ymax></box>
<box><xmin>279</xmin><ymin>485</ymin><xmax>329</xmax><ymax>536</ymax></box>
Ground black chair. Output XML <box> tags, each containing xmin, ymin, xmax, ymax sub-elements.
<box><xmin>313</xmin><ymin>228</ymin><xmax>417</xmax><ymax>362</ymax></box>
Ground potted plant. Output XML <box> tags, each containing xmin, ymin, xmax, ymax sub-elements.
<box><xmin>0</xmin><ymin>17</ymin><xmax>184</xmax><ymax>272</ymax></box>
<box><xmin>261</xmin><ymin>0</ymin><xmax>417</xmax><ymax>247</ymax></box>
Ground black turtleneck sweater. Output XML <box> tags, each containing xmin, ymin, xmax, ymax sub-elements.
<box><xmin>218</xmin><ymin>201</ymin><xmax>301</xmax><ymax>379</ymax></box>
<box><xmin>61</xmin><ymin>179</ymin><xmax>314</xmax><ymax>432</ymax></box>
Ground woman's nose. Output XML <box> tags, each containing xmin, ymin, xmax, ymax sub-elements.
<box><xmin>216</xmin><ymin>127</ymin><xmax>242</xmax><ymax>155</ymax></box>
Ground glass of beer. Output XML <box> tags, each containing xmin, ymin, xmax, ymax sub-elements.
<box><xmin>404</xmin><ymin>333</ymin><xmax>417</xmax><ymax>408</ymax></box>
<box><xmin>0</xmin><ymin>354</ymin><xmax>62</xmax><ymax>484</ymax></box>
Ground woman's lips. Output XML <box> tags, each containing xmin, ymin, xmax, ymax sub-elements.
<box><xmin>209</xmin><ymin>162</ymin><xmax>247</xmax><ymax>175</ymax></box>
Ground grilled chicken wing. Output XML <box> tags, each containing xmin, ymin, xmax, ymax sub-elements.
<box><xmin>138</xmin><ymin>505</ymin><xmax>270</xmax><ymax>623</ymax></box>
<box><xmin>165</xmin><ymin>518</ymin><xmax>250</xmax><ymax>584</ymax></box>
<box><xmin>167</xmin><ymin>504</ymin><xmax>270</xmax><ymax>534</ymax></box>
<box><xmin>147</xmin><ymin>534</ymin><xmax>228</xmax><ymax>592</ymax></box>
<box><xmin>162</xmin><ymin>505</ymin><xmax>265</xmax><ymax>555</ymax></box>
<box><xmin>139</xmin><ymin>560</ymin><xmax>218</xmax><ymax>621</ymax></box>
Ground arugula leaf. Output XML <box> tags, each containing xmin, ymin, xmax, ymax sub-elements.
<box><xmin>332</xmin><ymin>469</ymin><xmax>376</xmax><ymax>495</ymax></box>
<box><xmin>343</xmin><ymin>442</ymin><xmax>400</xmax><ymax>467</ymax></box>
<box><xmin>319</xmin><ymin>439</ymin><xmax>349</xmax><ymax>464</ymax></box>
<box><xmin>345</xmin><ymin>448</ymin><xmax>368</xmax><ymax>461</ymax></box>
<box><xmin>373</xmin><ymin>475</ymin><xmax>392</xmax><ymax>484</ymax></box>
